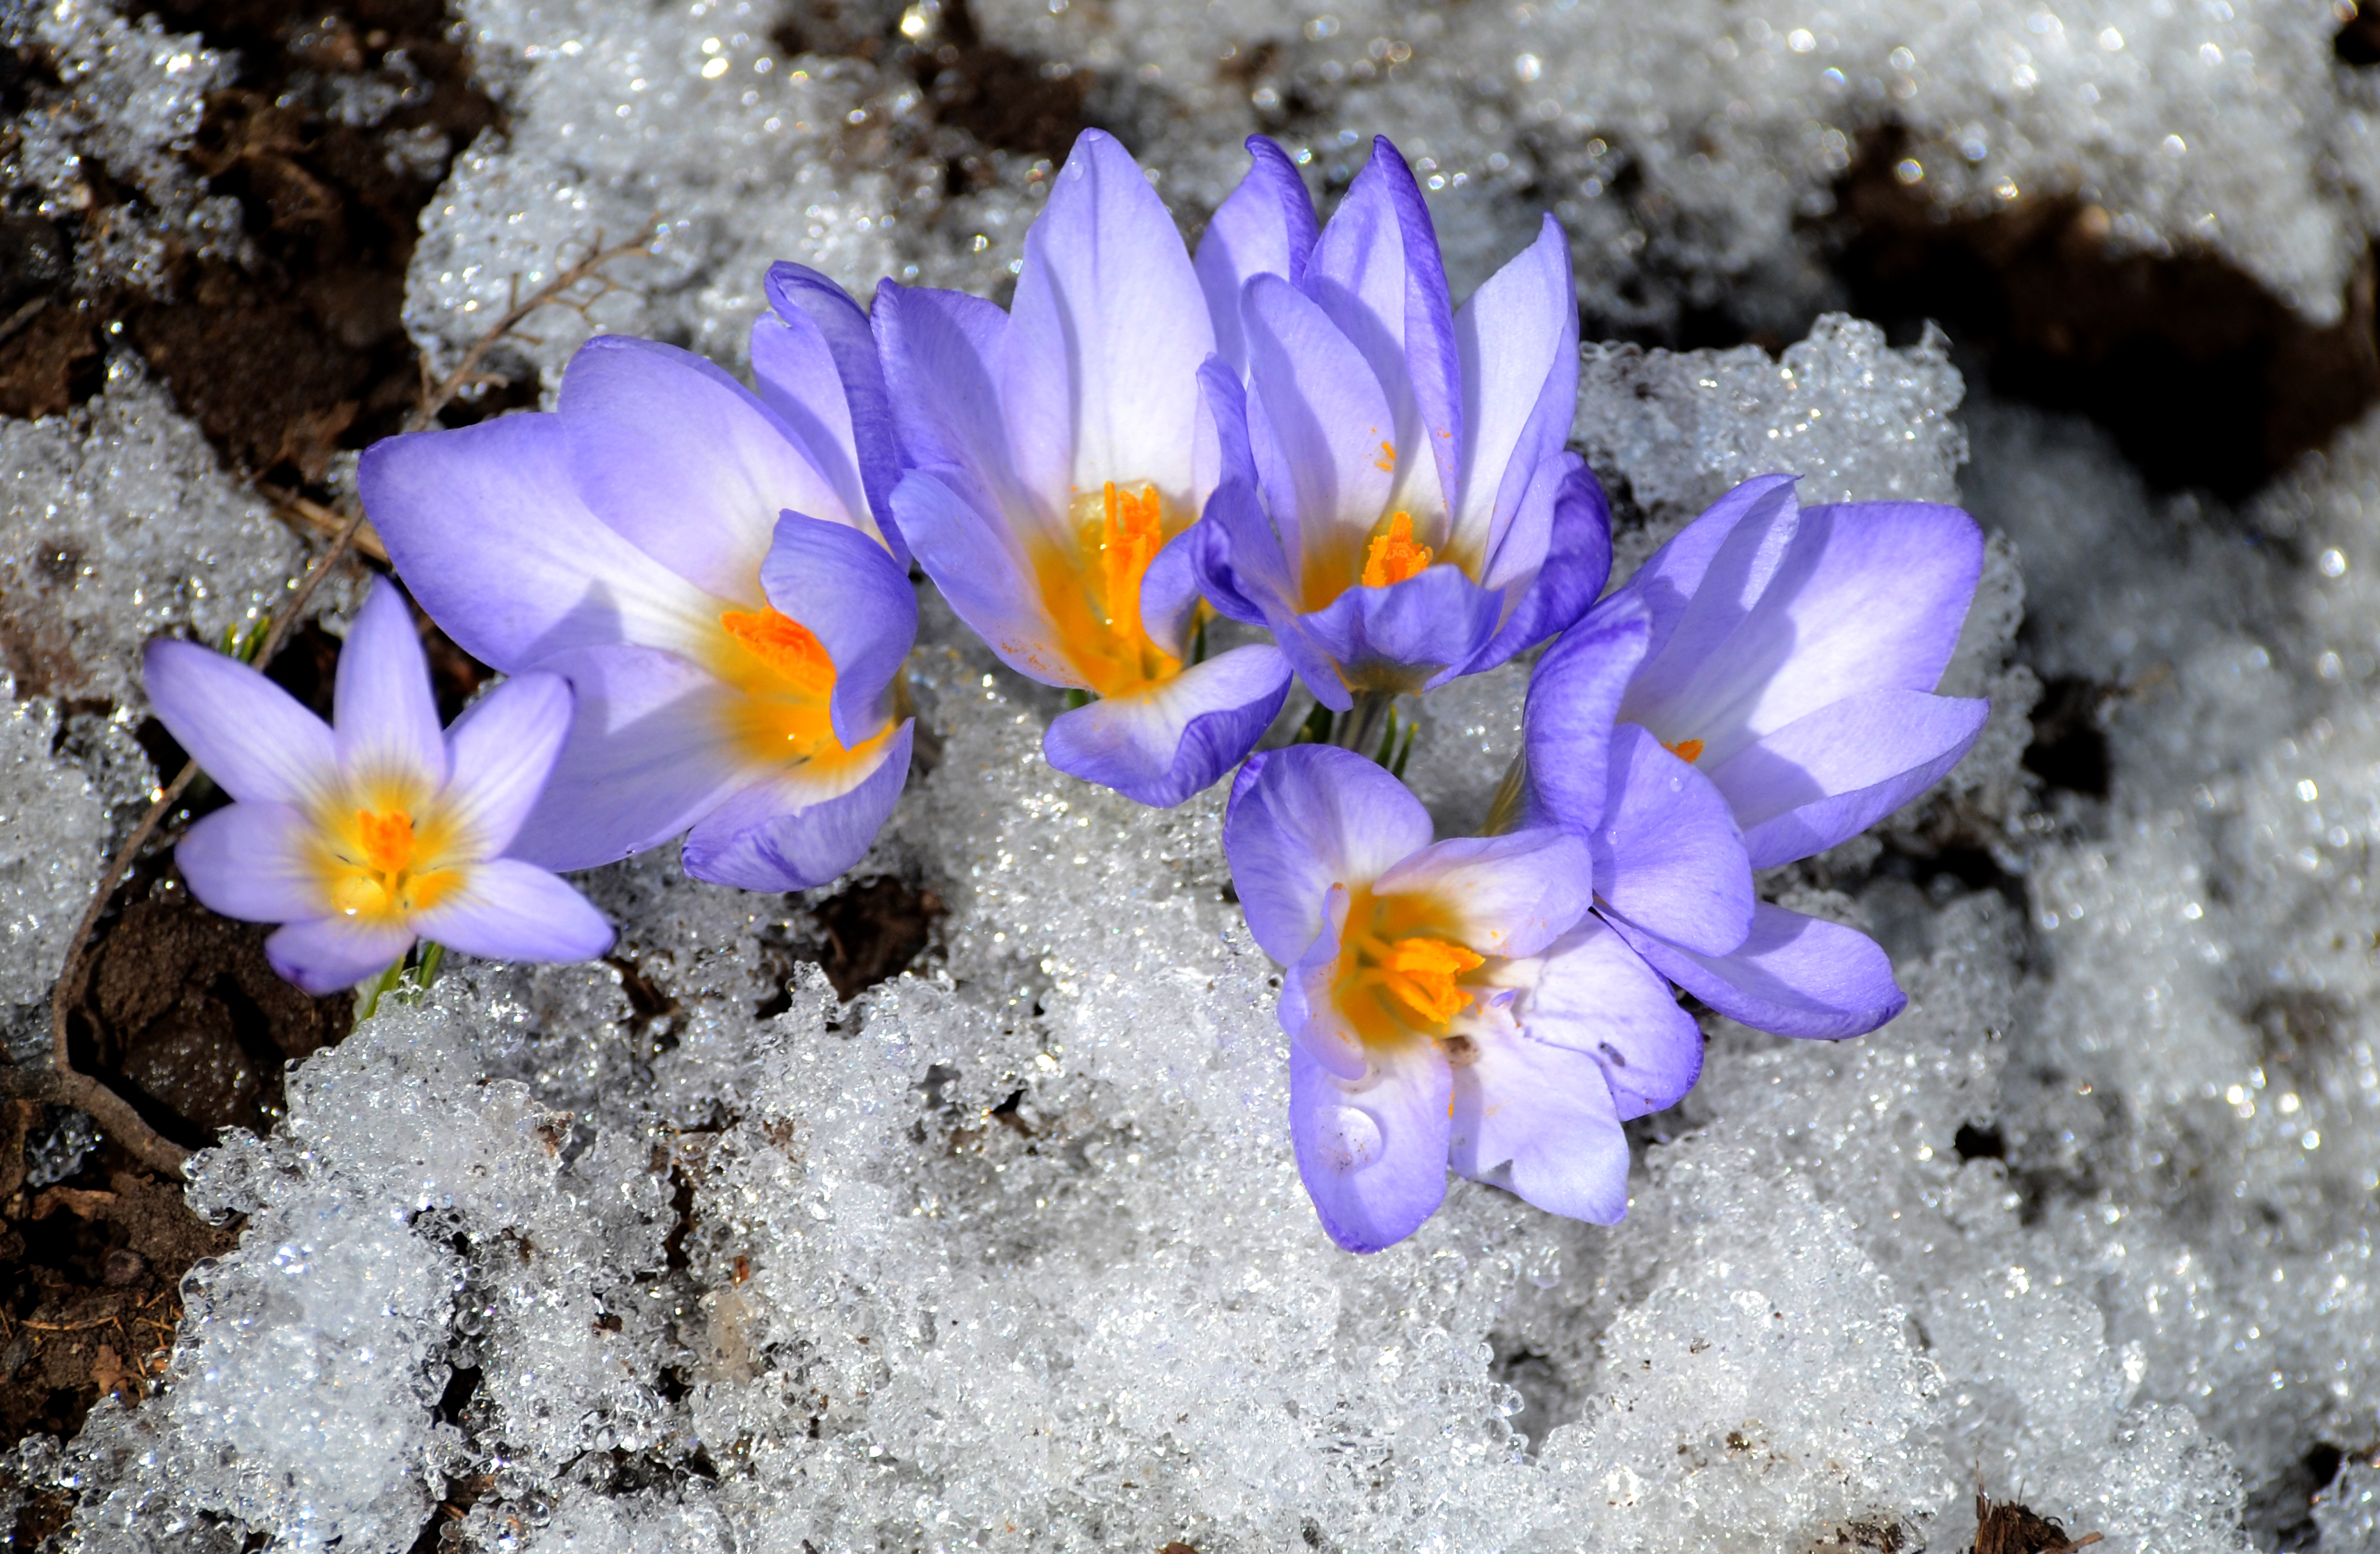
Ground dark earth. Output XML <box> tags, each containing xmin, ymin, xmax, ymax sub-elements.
<box><xmin>8</xmin><ymin>0</ymin><xmax>2380</xmax><ymax>1546</ymax></box>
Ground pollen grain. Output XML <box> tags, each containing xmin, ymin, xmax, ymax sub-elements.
<box><xmin>1361</xmin><ymin>512</ymin><xmax>1435</xmax><ymax>589</ymax></box>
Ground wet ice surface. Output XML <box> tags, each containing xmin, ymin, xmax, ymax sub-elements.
<box><xmin>10</xmin><ymin>0</ymin><xmax>2380</xmax><ymax>1548</ymax></box>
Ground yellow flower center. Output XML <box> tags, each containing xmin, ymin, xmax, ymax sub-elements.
<box><xmin>1330</xmin><ymin>884</ymin><xmax>1488</xmax><ymax>1048</ymax></box>
<box><xmin>708</xmin><ymin>603</ymin><xmax>892</xmax><ymax>776</ymax></box>
<box><xmin>1360</xmin><ymin>511</ymin><xmax>1435</xmax><ymax>589</ymax></box>
<box><xmin>318</xmin><ymin>802</ymin><xmax>463</xmax><ymax>922</ymax></box>
<box><xmin>1031</xmin><ymin>480</ymin><xmax>1185</xmax><ymax>698</ymax></box>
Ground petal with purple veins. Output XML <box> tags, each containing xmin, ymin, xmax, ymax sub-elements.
<box><xmin>765</xmin><ymin>261</ymin><xmax>906</xmax><ymax>562</ymax></box>
<box><xmin>1241</xmin><ymin>272</ymin><xmax>1398</xmax><ymax>580</ymax></box>
<box><xmin>1590</xmin><ymin>723</ymin><xmax>1753</xmax><ymax>957</ymax></box>
<box><xmin>890</xmin><ymin>466</ymin><xmax>1070</xmax><ymax>687</ymax></box>
<box><xmin>1289</xmin><ymin>1036</ymin><xmax>1450</xmax><ymax>1254</ymax></box>
<box><xmin>1042</xmin><ymin>643</ymin><xmax>1291</xmax><ymax>808</ymax></box>
<box><xmin>142</xmin><ymin>639</ymin><xmax>336</xmax><ymax>807</ymax></box>
<box><xmin>410</xmin><ymin>858</ymin><xmax>614</xmax><ymax>964</ymax></box>
<box><xmin>1474</xmin><ymin>454</ymin><xmax>1612</xmax><ymax>672</ymax></box>
<box><xmin>1605</xmin><ymin>901</ymin><xmax>1907</xmax><ymax>1041</ymax></box>
<box><xmin>334</xmin><ymin>578</ymin><xmax>448</xmax><ymax>795</ymax></box>
<box><xmin>441</xmin><ymin>671</ymin><xmax>574</xmax><ymax>859</ymax></box>
<box><xmin>870</xmin><ymin>279</ymin><xmax>1027</xmax><ymax>525</ymax></box>
<box><xmin>1195</xmin><ymin>135</ymin><xmax>1318</xmax><ymax>373</ymax></box>
<box><xmin>1449</xmin><ymin>215</ymin><xmax>1577</xmax><ymax>564</ymax></box>
<box><xmin>1707</xmin><ymin>689</ymin><xmax>1991</xmax><ymax>869</ymax></box>
<box><xmin>175</xmin><ymin>802</ymin><xmax>323</xmax><ymax>925</ymax></box>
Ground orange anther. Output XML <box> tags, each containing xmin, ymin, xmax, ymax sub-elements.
<box><xmin>1099</xmin><ymin>481</ymin><xmax>1164</xmax><ymax>637</ymax></box>
<box><xmin>1379</xmin><ymin>935</ymin><xmax>1483</xmax><ymax>1024</ymax></box>
<box><xmin>1665</xmin><ymin>737</ymin><xmax>1705</xmax><ymax>764</ymax></box>
<box><xmin>1374</xmin><ymin>440</ymin><xmax>1396</xmax><ymax>473</ymax></box>
<box><xmin>720</xmin><ymin>607</ymin><xmax>836</xmax><ymax>697</ymax></box>
<box><xmin>355</xmin><ymin>808</ymin><xmax>415</xmax><ymax>874</ymax></box>
<box><xmin>1361</xmin><ymin>512</ymin><xmax>1435</xmax><ymax>589</ymax></box>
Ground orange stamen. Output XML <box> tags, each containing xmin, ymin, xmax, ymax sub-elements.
<box><xmin>719</xmin><ymin>607</ymin><xmax>836</xmax><ymax>697</ymax></box>
<box><xmin>1374</xmin><ymin>439</ymin><xmax>1397</xmax><ymax>473</ymax></box>
<box><xmin>1030</xmin><ymin>480</ymin><xmax>1182</xmax><ymax>698</ymax></box>
<box><xmin>1378</xmin><ymin>935</ymin><xmax>1483</xmax><ymax>1024</ymax></box>
<box><xmin>323</xmin><ymin>803</ymin><xmax>461</xmax><ymax>920</ymax></box>
<box><xmin>356</xmin><ymin>808</ymin><xmax>415</xmax><ymax>874</ymax></box>
<box><xmin>1099</xmin><ymin>480</ymin><xmax>1164</xmax><ymax>644</ymax></box>
<box><xmin>1665</xmin><ymin>737</ymin><xmax>1705</xmax><ymax>764</ymax></box>
<box><xmin>1361</xmin><ymin>512</ymin><xmax>1434</xmax><ymax>589</ymax></box>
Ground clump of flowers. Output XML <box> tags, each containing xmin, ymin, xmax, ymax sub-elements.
<box><xmin>152</xmin><ymin>129</ymin><xmax>1987</xmax><ymax>1254</ymax></box>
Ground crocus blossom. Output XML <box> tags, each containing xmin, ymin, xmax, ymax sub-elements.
<box><xmin>361</xmin><ymin>263</ymin><xmax>918</xmax><ymax>891</ymax></box>
<box><xmin>1189</xmin><ymin>136</ymin><xmax>1611</xmax><ymax>712</ymax></box>
<box><xmin>873</xmin><ymin>128</ymin><xmax>1294</xmax><ymax>807</ymax></box>
<box><xmin>1524</xmin><ymin>475</ymin><xmax>1990</xmax><ymax>1039</ymax></box>
<box><xmin>143</xmin><ymin>578</ymin><xmax>612</xmax><ymax>995</ymax></box>
<box><xmin>1223</xmin><ymin>743</ymin><xmax>1701</xmax><ymax>1252</ymax></box>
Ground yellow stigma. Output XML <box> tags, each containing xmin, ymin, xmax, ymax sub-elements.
<box><xmin>1330</xmin><ymin>885</ymin><xmax>1488</xmax><ymax>1047</ymax></box>
<box><xmin>320</xmin><ymin>803</ymin><xmax>462</xmax><ymax>921</ymax></box>
<box><xmin>1664</xmin><ymin>737</ymin><xmax>1704</xmax><ymax>764</ymax></box>
<box><xmin>719</xmin><ymin>608</ymin><xmax>836</xmax><ymax>698</ymax></box>
<box><xmin>1360</xmin><ymin>511</ymin><xmax>1435</xmax><ymax>589</ymax></box>
<box><xmin>710</xmin><ymin>603</ymin><xmax>886</xmax><ymax>771</ymax></box>
<box><xmin>1030</xmin><ymin>480</ymin><xmax>1187</xmax><ymax>698</ymax></box>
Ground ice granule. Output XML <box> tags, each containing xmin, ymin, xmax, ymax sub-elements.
<box><xmin>0</xmin><ymin>361</ymin><xmax>307</xmax><ymax>707</ymax></box>
<box><xmin>0</xmin><ymin>675</ymin><xmax>148</xmax><ymax>1011</ymax></box>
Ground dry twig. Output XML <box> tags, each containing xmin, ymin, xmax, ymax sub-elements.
<box><xmin>16</xmin><ymin>229</ymin><xmax>656</xmax><ymax>1179</ymax></box>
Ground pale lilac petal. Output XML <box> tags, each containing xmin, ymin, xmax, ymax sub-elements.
<box><xmin>1191</xmin><ymin>359</ymin><xmax>1297</xmax><ymax>628</ymax></box>
<box><xmin>361</xmin><ymin>413</ymin><xmax>721</xmax><ymax>671</ymax></box>
<box><xmin>1447</xmin><ymin>1021</ymin><xmax>1631</xmax><ymax>1224</ymax></box>
<box><xmin>1001</xmin><ymin>129</ymin><xmax>1214</xmax><ymax>509</ymax></box>
<box><xmin>441</xmin><ymin>671</ymin><xmax>573</xmax><ymax>858</ymax></box>
<box><xmin>176</xmin><ymin>803</ymin><xmax>322</xmax><ymax>925</ymax></box>
<box><xmin>1290</xmin><ymin>1037</ymin><xmax>1450</xmax><ymax>1254</ymax></box>
<box><xmin>1194</xmin><ymin>135</ymin><xmax>1317</xmax><ymax>373</ymax></box>
<box><xmin>1373</xmin><ymin>829</ymin><xmax>1593</xmax><ymax>960</ymax></box>
<box><xmin>749</xmin><ymin>293</ymin><xmax>883</xmax><ymax>562</ymax></box>
<box><xmin>505</xmin><ymin>645</ymin><xmax>752</xmax><ymax>871</ymax></box>
<box><xmin>1606</xmin><ymin>902</ymin><xmax>1907</xmax><ymax>1041</ymax></box>
<box><xmin>1291</xmin><ymin>562</ymin><xmax>1504</xmax><ymax>697</ymax></box>
<box><xmin>1709</xmin><ymin>689</ymin><xmax>1991</xmax><ymax>869</ymax></box>
<box><xmin>558</xmin><ymin>334</ymin><xmax>847</xmax><ymax>603</ymax></box>
<box><xmin>758</xmin><ymin>511</ymin><xmax>918</xmax><ymax>749</ymax></box>
<box><xmin>1449</xmin><ymin>215</ymin><xmax>1577</xmax><ymax>564</ymax></box>
<box><xmin>765</xmin><ymin>261</ymin><xmax>905</xmax><ymax>562</ymax></box>
<box><xmin>411</xmin><ymin>858</ymin><xmax>614</xmax><ymax>963</ymax></box>
<box><xmin>266</xmin><ymin>915</ymin><xmax>414</xmax><ymax>996</ymax></box>
<box><xmin>1279</xmin><ymin>885</ymin><xmax>1366</xmax><ymax>1080</ymax></box>
<box><xmin>1621</xmin><ymin>478</ymin><xmax>1803</xmax><ymax>734</ymax></box>
<box><xmin>1242</xmin><ymin>272</ymin><xmax>1397</xmax><ymax>578</ymax></box>
<box><xmin>1519</xmin><ymin>915</ymin><xmax>1704</xmax><ymax>1118</ymax></box>
<box><xmin>870</xmin><ymin>279</ymin><xmax>1027</xmax><ymax>524</ymax></box>
<box><xmin>1474</xmin><ymin>455</ymin><xmax>1612</xmax><ymax>671</ymax></box>
<box><xmin>1632</xmin><ymin>501</ymin><xmax>1987</xmax><ymax>758</ymax></box>
<box><xmin>1222</xmin><ymin>744</ymin><xmax>1435</xmax><ymax>965</ymax></box>
<box><xmin>890</xmin><ymin>466</ymin><xmax>1068</xmax><ymax>685</ymax></box>
<box><xmin>680</xmin><ymin>720</ymin><xmax>913</xmax><ymax>892</ymax></box>
<box><xmin>142</xmin><ymin>639</ymin><xmax>336</xmax><ymax>806</ymax></box>
<box><xmin>1043</xmin><ymin>644</ymin><xmax>1291</xmax><ymax>808</ymax></box>
<box><xmin>1590</xmin><ymin>723</ymin><xmax>1753</xmax><ymax>957</ymax></box>
<box><xmin>1519</xmin><ymin>594</ymin><xmax>1652</xmax><ymax>833</ymax></box>
<box><xmin>334</xmin><ymin>578</ymin><xmax>448</xmax><ymax>794</ymax></box>
<box><xmin>1306</xmin><ymin>138</ymin><xmax>1462</xmax><ymax>518</ymax></box>
<box><xmin>1139</xmin><ymin>523</ymin><xmax>1207</xmax><ymax>659</ymax></box>
<box><xmin>1617</xmin><ymin>473</ymin><xmax>1800</xmax><ymax>666</ymax></box>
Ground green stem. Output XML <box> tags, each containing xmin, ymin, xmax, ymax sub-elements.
<box><xmin>1337</xmin><ymin>692</ymin><xmax>1394</xmax><ymax>758</ymax></box>
<box><xmin>358</xmin><ymin>955</ymin><xmax>407</xmax><ymax>1020</ymax></box>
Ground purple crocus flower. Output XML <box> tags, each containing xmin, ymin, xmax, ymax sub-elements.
<box><xmin>1188</xmin><ymin>136</ymin><xmax>1611</xmax><ymax>719</ymax></box>
<box><xmin>872</xmin><ymin>129</ymin><xmax>1294</xmax><ymax>807</ymax></box>
<box><xmin>1525</xmin><ymin>475</ymin><xmax>1991</xmax><ymax>1039</ymax></box>
<box><xmin>142</xmin><ymin>578</ymin><xmax>613</xmax><ymax>995</ymax></box>
<box><xmin>1222</xmin><ymin>744</ymin><xmax>1701</xmax><ymax>1253</ymax></box>
<box><xmin>361</xmin><ymin>264</ymin><xmax>919</xmax><ymax>891</ymax></box>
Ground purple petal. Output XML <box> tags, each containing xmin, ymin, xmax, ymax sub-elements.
<box><xmin>889</xmin><ymin>466</ymin><xmax>1067</xmax><ymax>686</ymax></box>
<box><xmin>175</xmin><ymin>802</ymin><xmax>321</xmax><ymax>925</ymax></box>
<box><xmin>441</xmin><ymin>671</ymin><xmax>573</xmax><ymax>858</ymax></box>
<box><xmin>1223</xmin><ymin>743</ymin><xmax>1435</xmax><ymax>965</ymax></box>
<box><xmin>1001</xmin><ymin>129</ymin><xmax>1214</xmax><ymax>509</ymax></box>
<box><xmin>1518</xmin><ymin>913</ymin><xmax>1704</xmax><ymax>1118</ymax></box>
<box><xmin>870</xmin><ymin>279</ymin><xmax>1025</xmax><ymax>522</ymax></box>
<box><xmin>758</xmin><ymin>512</ymin><xmax>919</xmax><ymax>749</ymax></box>
<box><xmin>361</xmin><ymin>414</ymin><xmax>722</xmax><ymax>672</ymax></box>
<box><xmin>1279</xmin><ymin>884</ymin><xmax>1366</xmax><ymax>1080</ymax></box>
<box><xmin>1289</xmin><ymin>1037</ymin><xmax>1450</xmax><ymax>1253</ymax></box>
<box><xmin>1242</xmin><ymin>272</ymin><xmax>1397</xmax><ymax>586</ymax></box>
<box><xmin>505</xmin><ymin>645</ymin><xmax>752</xmax><ymax>871</ymax></box>
<box><xmin>1473</xmin><ymin>454</ymin><xmax>1612</xmax><ymax>671</ymax></box>
<box><xmin>558</xmin><ymin>334</ymin><xmax>849</xmax><ymax>603</ymax></box>
<box><xmin>1519</xmin><ymin>593</ymin><xmax>1652</xmax><ymax>833</ymax></box>
<box><xmin>334</xmin><ymin>577</ymin><xmax>447</xmax><ymax>795</ymax></box>
<box><xmin>411</xmin><ymin>858</ymin><xmax>614</xmax><ymax>963</ymax></box>
<box><xmin>142</xmin><ymin>639</ymin><xmax>335</xmax><ymax>806</ymax></box>
<box><xmin>1289</xmin><ymin>562</ymin><xmax>1504</xmax><ymax>698</ymax></box>
<box><xmin>1449</xmin><ymin>215</ymin><xmax>1577</xmax><ymax>564</ymax></box>
<box><xmin>1709</xmin><ymin>689</ymin><xmax>1991</xmax><ymax>869</ymax></box>
<box><xmin>748</xmin><ymin>299</ymin><xmax>883</xmax><ymax>566</ymax></box>
<box><xmin>1042</xmin><ymin>644</ymin><xmax>1291</xmax><ymax>808</ymax></box>
<box><xmin>1447</xmin><ymin>1021</ymin><xmax>1630</xmax><ymax>1225</ymax></box>
<box><xmin>1590</xmin><ymin>723</ymin><xmax>1753</xmax><ymax>957</ymax></box>
<box><xmin>1306</xmin><ymin>137</ymin><xmax>1462</xmax><ymax>519</ymax></box>
<box><xmin>1629</xmin><ymin>500</ymin><xmax>1987</xmax><ymax>760</ymax></box>
<box><xmin>680</xmin><ymin>720</ymin><xmax>913</xmax><ymax>892</ymax></box>
<box><xmin>1373</xmin><ymin>828</ymin><xmax>1594</xmax><ymax>959</ymax></box>
<box><xmin>765</xmin><ymin>262</ymin><xmax>906</xmax><ymax>563</ymax></box>
<box><xmin>266</xmin><ymin>915</ymin><xmax>414</xmax><ymax>996</ymax></box>
<box><xmin>1606</xmin><ymin>902</ymin><xmax>1907</xmax><ymax>1041</ymax></box>
<box><xmin>1194</xmin><ymin>135</ymin><xmax>1318</xmax><ymax>373</ymax></box>
<box><xmin>1190</xmin><ymin>359</ymin><xmax>1296</xmax><ymax>628</ymax></box>
<box><xmin>1617</xmin><ymin>473</ymin><xmax>1800</xmax><ymax>666</ymax></box>
<box><xmin>1139</xmin><ymin>523</ymin><xmax>1206</xmax><ymax>659</ymax></box>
